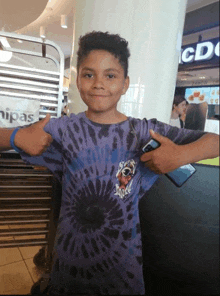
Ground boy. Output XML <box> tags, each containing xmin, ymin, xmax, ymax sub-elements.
<box><xmin>0</xmin><ymin>31</ymin><xmax>219</xmax><ymax>295</ymax></box>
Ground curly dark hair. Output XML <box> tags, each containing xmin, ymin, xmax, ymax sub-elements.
<box><xmin>77</xmin><ymin>31</ymin><xmax>130</xmax><ymax>77</ymax></box>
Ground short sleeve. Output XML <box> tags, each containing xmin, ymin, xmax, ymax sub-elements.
<box><xmin>147</xmin><ymin>118</ymin><xmax>207</xmax><ymax>145</ymax></box>
<box><xmin>19</xmin><ymin>116</ymin><xmax>70</xmax><ymax>182</ymax></box>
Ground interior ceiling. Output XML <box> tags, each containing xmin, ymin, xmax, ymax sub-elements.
<box><xmin>0</xmin><ymin>0</ymin><xmax>74</xmax><ymax>59</ymax></box>
<box><xmin>186</xmin><ymin>0</ymin><xmax>218</xmax><ymax>12</ymax></box>
<box><xmin>0</xmin><ymin>0</ymin><xmax>48</xmax><ymax>31</ymax></box>
<box><xmin>0</xmin><ymin>0</ymin><xmax>219</xmax><ymax>83</ymax></box>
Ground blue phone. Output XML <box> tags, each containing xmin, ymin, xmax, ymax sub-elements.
<box><xmin>142</xmin><ymin>139</ymin><xmax>196</xmax><ymax>187</ymax></box>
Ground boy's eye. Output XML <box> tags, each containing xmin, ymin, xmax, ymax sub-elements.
<box><xmin>107</xmin><ymin>74</ymin><xmax>115</xmax><ymax>79</ymax></box>
<box><xmin>84</xmin><ymin>73</ymin><xmax>93</xmax><ymax>78</ymax></box>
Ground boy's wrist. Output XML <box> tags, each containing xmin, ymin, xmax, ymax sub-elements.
<box><xmin>178</xmin><ymin>142</ymin><xmax>202</xmax><ymax>165</ymax></box>
<box><xmin>12</xmin><ymin>128</ymin><xmax>23</xmax><ymax>152</ymax></box>
<box><xmin>172</xmin><ymin>145</ymin><xmax>190</xmax><ymax>168</ymax></box>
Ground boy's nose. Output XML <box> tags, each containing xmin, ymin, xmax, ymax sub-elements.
<box><xmin>93</xmin><ymin>77</ymin><xmax>104</xmax><ymax>89</ymax></box>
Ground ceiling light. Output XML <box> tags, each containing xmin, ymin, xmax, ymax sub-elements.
<box><xmin>61</xmin><ymin>15</ymin><xmax>68</xmax><ymax>29</ymax></box>
<box><xmin>199</xmin><ymin>76</ymin><xmax>206</xmax><ymax>79</ymax></box>
<box><xmin>0</xmin><ymin>37</ymin><xmax>12</xmax><ymax>62</ymax></box>
<box><xmin>17</xmin><ymin>39</ymin><xmax>23</xmax><ymax>43</ymax></box>
<box><xmin>181</xmin><ymin>78</ymin><xmax>187</xmax><ymax>81</ymax></box>
<box><xmin>40</xmin><ymin>26</ymin><xmax>46</xmax><ymax>38</ymax></box>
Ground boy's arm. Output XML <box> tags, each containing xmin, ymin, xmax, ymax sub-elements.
<box><xmin>0</xmin><ymin>128</ymin><xmax>14</xmax><ymax>151</ymax></box>
<box><xmin>0</xmin><ymin>114</ymin><xmax>53</xmax><ymax>155</ymax></box>
<box><xmin>140</xmin><ymin>130</ymin><xmax>219</xmax><ymax>174</ymax></box>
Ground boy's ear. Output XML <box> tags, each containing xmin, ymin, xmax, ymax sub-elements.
<box><xmin>122</xmin><ymin>76</ymin><xmax>130</xmax><ymax>95</ymax></box>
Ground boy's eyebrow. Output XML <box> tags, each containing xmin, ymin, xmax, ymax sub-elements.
<box><xmin>81</xmin><ymin>67</ymin><xmax>94</xmax><ymax>72</ymax></box>
<box><xmin>104</xmin><ymin>68</ymin><xmax>120</xmax><ymax>73</ymax></box>
<box><xmin>81</xmin><ymin>67</ymin><xmax>120</xmax><ymax>73</ymax></box>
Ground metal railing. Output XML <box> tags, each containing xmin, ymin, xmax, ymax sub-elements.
<box><xmin>0</xmin><ymin>32</ymin><xmax>64</xmax><ymax>260</ymax></box>
<box><xmin>0</xmin><ymin>156</ymin><xmax>54</xmax><ymax>249</ymax></box>
<box><xmin>0</xmin><ymin>31</ymin><xmax>64</xmax><ymax>118</ymax></box>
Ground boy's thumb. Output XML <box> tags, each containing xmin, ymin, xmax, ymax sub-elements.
<box><xmin>149</xmin><ymin>129</ymin><xmax>165</xmax><ymax>142</ymax></box>
<box><xmin>39</xmin><ymin>114</ymin><xmax>51</xmax><ymax>127</ymax></box>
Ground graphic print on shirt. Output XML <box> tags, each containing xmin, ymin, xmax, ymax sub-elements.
<box><xmin>115</xmin><ymin>159</ymin><xmax>137</xmax><ymax>199</ymax></box>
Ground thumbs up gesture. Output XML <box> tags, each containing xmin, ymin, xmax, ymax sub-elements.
<box><xmin>14</xmin><ymin>114</ymin><xmax>53</xmax><ymax>156</ymax></box>
<box><xmin>140</xmin><ymin>129</ymin><xmax>184</xmax><ymax>174</ymax></box>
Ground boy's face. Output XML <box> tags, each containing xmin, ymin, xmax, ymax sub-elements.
<box><xmin>76</xmin><ymin>50</ymin><xmax>129</xmax><ymax>115</ymax></box>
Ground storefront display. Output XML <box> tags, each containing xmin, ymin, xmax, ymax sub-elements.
<box><xmin>172</xmin><ymin>86</ymin><xmax>219</xmax><ymax>166</ymax></box>
<box><xmin>185</xmin><ymin>86</ymin><xmax>219</xmax><ymax>134</ymax></box>
<box><xmin>175</xmin><ymin>23</ymin><xmax>219</xmax><ymax>167</ymax></box>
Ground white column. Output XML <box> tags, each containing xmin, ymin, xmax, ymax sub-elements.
<box><xmin>68</xmin><ymin>0</ymin><xmax>187</xmax><ymax>123</ymax></box>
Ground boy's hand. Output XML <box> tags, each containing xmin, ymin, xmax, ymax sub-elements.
<box><xmin>140</xmin><ymin>129</ymin><xmax>184</xmax><ymax>174</ymax></box>
<box><xmin>14</xmin><ymin>114</ymin><xmax>53</xmax><ymax>156</ymax></box>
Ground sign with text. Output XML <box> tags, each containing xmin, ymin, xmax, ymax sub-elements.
<box><xmin>0</xmin><ymin>97</ymin><xmax>40</xmax><ymax>127</ymax></box>
<box><xmin>179</xmin><ymin>38</ymin><xmax>219</xmax><ymax>65</ymax></box>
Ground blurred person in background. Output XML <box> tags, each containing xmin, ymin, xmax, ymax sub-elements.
<box><xmin>169</xmin><ymin>95</ymin><xmax>187</xmax><ymax>128</ymax></box>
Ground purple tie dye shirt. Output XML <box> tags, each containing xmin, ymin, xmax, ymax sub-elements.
<box><xmin>20</xmin><ymin>112</ymin><xmax>206</xmax><ymax>295</ymax></box>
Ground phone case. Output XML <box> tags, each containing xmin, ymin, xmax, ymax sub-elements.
<box><xmin>165</xmin><ymin>164</ymin><xmax>196</xmax><ymax>187</ymax></box>
<box><xmin>141</xmin><ymin>139</ymin><xmax>196</xmax><ymax>187</ymax></box>
<box><xmin>142</xmin><ymin>139</ymin><xmax>161</xmax><ymax>153</ymax></box>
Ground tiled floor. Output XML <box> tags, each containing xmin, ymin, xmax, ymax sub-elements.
<box><xmin>0</xmin><ymin>224</ymin><xmax>46</xmax><ymax>295</ymax></box>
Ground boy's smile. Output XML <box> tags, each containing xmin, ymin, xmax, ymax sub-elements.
<box><xmin>76</xmin><ymin>50</ymin><xmax>129</xmax><ymax>123</ymax></box>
